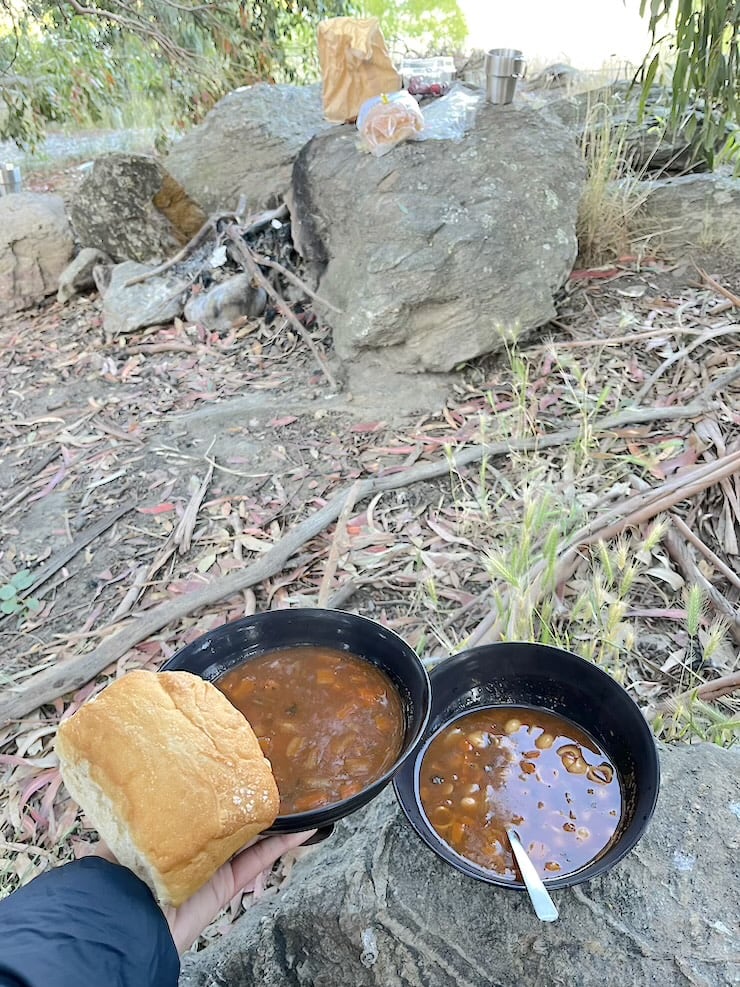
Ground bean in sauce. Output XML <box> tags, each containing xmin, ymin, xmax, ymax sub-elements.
<box><xmin>217</xmin><ymin>647</ymin><xmax>405</xmax><ymax>814</ymax></box>
<box><xmin>418</xmin><ymin>706</ymin><xmax>622</xmax><ymax>881</ymax></box>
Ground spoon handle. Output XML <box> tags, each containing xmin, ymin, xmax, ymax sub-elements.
<box><xmin>507</xmin><ymin>829</ymin><xmax>559</xmax><ymax>923</ymax></box>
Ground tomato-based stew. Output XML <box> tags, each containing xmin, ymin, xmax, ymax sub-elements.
<box><xmin>217</xmin><ymin>647</ymin><xmax>405</xmax><ymax>815</ymax></box>
<box><xmin>418</xmin><ymin>706</ymin><xmax>622</xmax><ymax>881</ymax></box>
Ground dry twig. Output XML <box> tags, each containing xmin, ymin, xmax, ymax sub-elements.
<box><xmin>696</xmin><ymin>266</ymin><xmax>740</xmax><ymax>309</ymax></box>
<box><xmin>655</xmin><ymin>670</ymin><xmax>740</xmax><ymax>711</ymax></box>
<box><xmin>663</xmin><ymin>526</ymin><xmax>740</xmax><ymax>643</ymax></box>
<box><xmin>225</xmin><ymin>226</ymin><xmax>338</xmax><ymax>389</ymax></box>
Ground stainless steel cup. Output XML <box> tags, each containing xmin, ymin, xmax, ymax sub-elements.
<box><xmin>0</xmin><ymin>164</ymin><xmax>22</xmax><ymax>195</ymax></box>
<box><xmin>485</xmin><ymin>48</ymin><xmax>526</xmax><ymax>105</ymax></box>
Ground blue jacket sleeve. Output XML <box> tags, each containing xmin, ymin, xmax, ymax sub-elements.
<box><xmin>0</xmin><ymin>856</ymin><xmax>180</xmax><ymax>987</ymax></box>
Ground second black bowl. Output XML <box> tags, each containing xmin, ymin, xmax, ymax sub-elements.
<box><xmin>393</xmin><ymin>642</ymin><xmax>660</xmax><ymax>890</ymax></box>
<box><xmin>162</xmin><ymin>608</ymin><xmax>431</xmax><ymax>833</ymax></box>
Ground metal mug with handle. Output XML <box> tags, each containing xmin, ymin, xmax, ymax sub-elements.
<box><xmin>485</xmin><ymin>48</ymin><xmax>526</xmax><ymax>105</ymax></box>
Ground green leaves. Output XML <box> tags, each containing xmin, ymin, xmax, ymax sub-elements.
<box><xmin>638</xmin><ymin>0</ymin><xmax>740</xmax><ymax>171</ymax></box>
<box><xmin>0</xmin><ymin>571</ymin><xmax>40</xmax><ymax>618</ymax></box>
<box><xmin>0</xmin><ymin>0</ymin><xmax>355</xmax><ymax>148</ymax></box>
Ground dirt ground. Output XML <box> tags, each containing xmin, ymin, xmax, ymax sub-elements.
<box><xmin>0</xmin><ymin>184</ymin><xmax>738</xmax><ymax>920</ymax></box>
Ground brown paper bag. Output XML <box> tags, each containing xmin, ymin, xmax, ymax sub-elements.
<box><xmin>318</xmin><ymin>17</ymin><xmax>401</xmax><ymax>125</ymax></box>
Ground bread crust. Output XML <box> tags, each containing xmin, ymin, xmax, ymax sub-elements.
<box><xmin>56</xmin><ymin>670</ymin><xmax>280</xmax><ymax>906</ymax></box>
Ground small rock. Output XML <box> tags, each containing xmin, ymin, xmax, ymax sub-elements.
<box><xmin>57</xmin><ymin>247</ymin><xmax>111</xmax><ymax>303</ymax></box>
<box><xmin>69</xmin><ymin>153</ymin><xmax>206</xmax><ymax>264</ymax></box>
<box><xmin>184</xmin><ymin>274</ymin><xmax>267</xmax><ymax>330</ymax></box>
<box><xmin>0</xmin><ymin>192</ymin><xmax>74</xmax><ymax>316</ymax></box>
<box><xmin>102</xmin><ymin>261</ymin><xmax>186</xmax><ymax>335</ymax></box>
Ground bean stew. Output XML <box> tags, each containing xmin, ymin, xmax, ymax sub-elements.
<box><xmin>217</xmin><ymin>646</ymin><xmax>405</xmax><ymax>815</ymax></box>
<box><xmin>418</xmin><ymin>706</ymin><xmax>622</xmax><ymax>881</ymax></box>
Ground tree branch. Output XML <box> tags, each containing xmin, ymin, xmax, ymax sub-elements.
<box><xmin>0</xmin><ymin>399</ymin><xmax>714</xmax><ymax>726</ymax></box>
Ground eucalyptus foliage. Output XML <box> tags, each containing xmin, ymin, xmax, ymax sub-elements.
<box><xmin>0</xmin><ymin>0</ymin><xmax>351</xmax><ymax>148</ymax></box>
<box><xmin>640</xmin><ymin>0</ymin><xmax>740</xmax><ymax>168</ymax></box>
<box><xmin>359</xmin><ymin>0</ymin><xmax>467</xmax><ymax>57</ymax></box>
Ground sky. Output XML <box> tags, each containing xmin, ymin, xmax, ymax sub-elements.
<box><xmin>458</xmin><ymin>0</ymin><xmax>652</xmax><ymax>72</ymax></box>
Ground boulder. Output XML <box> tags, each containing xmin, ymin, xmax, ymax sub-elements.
<box><xmin>180</xmin><ymin>743</ymin><xmax>738</xmax><ymax>987</ymax></box>
<box><xmin>102</xmin><ymin>261</ymin><xmax>186</xmax><ymax>335</ymax></box>
<box><xmin>184</xmin><ymin>274</ymin><xmax>267</xmax><ymax>330</ymax></box>
<box><xmin>290</xmin><ymin>103</ymin><xmax>584</xmax><ymax>373</ymax></box>
<box><xmin>543</xmin><ymin>83</ymin><xmax>716</xmax><ymax>176</ymax></box>
<box><xmin>68</xmin><ymin>154</ymin><xmax>206</xmax><ymax>264</ymax></box>
<box><xmin>639</xmin><ymin>173</ymin><xmax>740</xmax><ymax>260</ymax></box>
<box><xmin>165</xmin><ymin>84</ymin><xmax>333</xmax><ymax>214</ymax></box>
<box><xmin>57</xmin><ymin>247</ymin><xmax>111</xmax><ymax>303</ymax></box>
<box><xmin>0</xmin><ymin>193</ymin><xmax>74</xmax><ymax>316</ymax></box>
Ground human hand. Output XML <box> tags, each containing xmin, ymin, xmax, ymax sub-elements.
<box><xmin>92</xmin><ymin>829</ymin><xmax>316</xmax><ymax>953</ymax></box>
<box><xmin>162</xmin><ymin>830</ymin><xmax>316</xmax><ymax>952</ymax></box>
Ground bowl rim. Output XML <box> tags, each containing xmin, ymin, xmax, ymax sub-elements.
<box><xmin>161</xmin><ymin>608</ymin><xmax>432</xmax><ymax>829</ymax></box>
<box><xmin>393</xmin><ymin>641</ymin><xmax>661</xmax><ymax>890</ymax></box>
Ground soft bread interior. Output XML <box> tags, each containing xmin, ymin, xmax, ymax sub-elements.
<box><xmin>58</xmin><ymin>755</ymin><xmax>168</xmax><ymax>900</ymax></box>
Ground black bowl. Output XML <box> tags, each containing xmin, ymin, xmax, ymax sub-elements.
<box><xmin>393</xmin><ymin>642</ymin><xmax>660</xmax><ymax>891</ymax></box>
<box><xmin>161</xmin><ymin>608</ymin><xmax>431</xmax><ymax>834</ymax></box>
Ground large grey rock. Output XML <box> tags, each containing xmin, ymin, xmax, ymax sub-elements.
<box><xmin>165</xmin><ymin>84</ymin><xmax>332</xmax><ymax>214</ymax></box>
<box><xmin>0</xmin><ymin>193</ymin><xmax>74</xmax><ymax>315</ymax></box>
<box><xmin>639</xmin><ymin>173</ymin><xmax>740</xmax><ymax>260</ymax></box>
<box><xmin>102</xmin><ymin>261</ymin><xmax>186</xmax><ymax>335</ymax></box>
<box><xmin>68</xmin><ymin>153</ymin><xmax>206</xmax><ymax>264</ymax></box>
<box><xmin>291</xmin><ymin>103</ymin><xmax>584</xmax><ymax>373</ymax></box>
<box><xmin>180</xmin><ymin>743</ymin><xmax>739</xmax><ymax>987</ymax></box>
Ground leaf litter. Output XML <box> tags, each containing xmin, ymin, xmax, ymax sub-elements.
<box><xmin>0</xmin><ymin>247</ymin><xmax>737</xmax><ymax>947</ymax></box>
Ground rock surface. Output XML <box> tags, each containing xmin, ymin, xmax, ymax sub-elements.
<box><xmin>291</xmin><ymin>102</ymin><xmax>584</xmax><ymax>373</ymax></box>
<box><xmin>102</xmin><ymin>261</ymin><xmax>186</xmax><ymax>335</ymax></box>
<box><xmin>57</xmin><ymin>247</ymin><xmax>111</xmax><ymax>303</ymax></box>
<box><xmin>640</xmin><ymin>173</ymin><xmax>740</xmax><ymax>260</ymax></box>
<box><xmin>180</xmin><ymin>743</ymin><xmax>739</xmax><ymax>987</ymax></box>
<box><xmin>68</xmin><ymin>153</ymin><xmax>206</xmax><ymax>264</ymax></box>
<box><xmin>166</xmin><ymin>84</ymin><xmax>333</xmax><ymax>214</ymax></box>
<box><xmin>184</xmin><ymin>273</ymin><xmax>267</xmax><ymax>330</ymax></box>
<box><xmin>542</xmin><ymin>83</ymin><xmax>717</xmax><ymax>176</ymax></box>
<box><xmin>0</xmin><ymin>193</ymin><xmax>74</xmax><ymax>316</ymax></box>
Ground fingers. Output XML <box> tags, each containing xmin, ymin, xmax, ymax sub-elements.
<box><xmin>230</xmin><ymin>829</ymin><xmax>317</xmax><ymax>893</ymax></box>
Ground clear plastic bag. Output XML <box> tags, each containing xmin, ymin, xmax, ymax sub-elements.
<box><xmin>417</xmin><ymin>84</ymin><xmax>483</xmax><ymax>143</ymax></box>
<box><xmin>357</xmin><ymin>90</ymin><xmax>425</xmax><ymax>157</ymax></box>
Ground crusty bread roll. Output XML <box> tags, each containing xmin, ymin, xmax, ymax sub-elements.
<box><xmin>56</xmin><ymin>669</ymin><xmax>280</xmax><ymax>906</ymax></box>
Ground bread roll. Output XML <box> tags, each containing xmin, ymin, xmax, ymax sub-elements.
<box><xmin>56</xmin><ymin>669</ymin><xmax>280</xmax><ymax>906</ymax></box>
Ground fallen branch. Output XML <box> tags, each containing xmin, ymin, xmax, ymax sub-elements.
<box><xmin>655</xmin><ymin>670</ymin><xmax>740</xmax><ymax>712</ymax></box>
<box><xmin>225</xmin><ymin>226</ymin><xmax>338</xmax><ymax>389</ymax></box>
<box><xmin>317</xmin><ymin>480</ymin><xmax>362</xmax><ymax>608</ymax></box>
<box><xmin>632</xmin><ymin>324</ymin><xmax>740</xmax><ymax>405</ymax></box>
<box><xmin>663</xmin><ymin>525</ymin><xmax>740</xmax><ymax>643</ymax></box>
<box><xmin>669</xmin><ymin>512</ymin><xmax>740</xmax><ymax>593</ymax></box>
<box><xmin>0</xmin><ymin>399</ymin><xmax>714</xmax><ymax>726</ymax></box>
<box><xmin>466</xmin><ymin>447</ymin><xmax>740</xmax><ymax>648</ymax></box>
<box><xmin>119</xmin><ymin>203</ymin><xmax>270</xmax><ymax>289</ymax></box>
<box><xmin>17</xmin><ymin>501</ymin><xmax>135</xmax><ymax>603</ymax></box>
<box><xmin>250</xmin><ymin>251</ymin><xmax>342</xmax><ymax>313</ymax></box>
<box><xmin>697</xmin><ymin>266</ymin><xmax>740</xmax><ymax>309</ymax></box>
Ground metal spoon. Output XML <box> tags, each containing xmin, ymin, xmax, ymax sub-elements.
<box><xmin>506</xmin><ymin>828</ymin><xmax>559</xmax><ymax>922</ymax></box>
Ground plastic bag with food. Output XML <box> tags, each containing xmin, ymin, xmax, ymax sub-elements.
<box><xmin>318</xmin><ymin>17</ymin><xmax>401</xmax><ymax>124</ymax></box>
<box><xmin>357</xmin><ymin>91</ymin><xmax>425</xmax><ymax>157</ymax></box>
